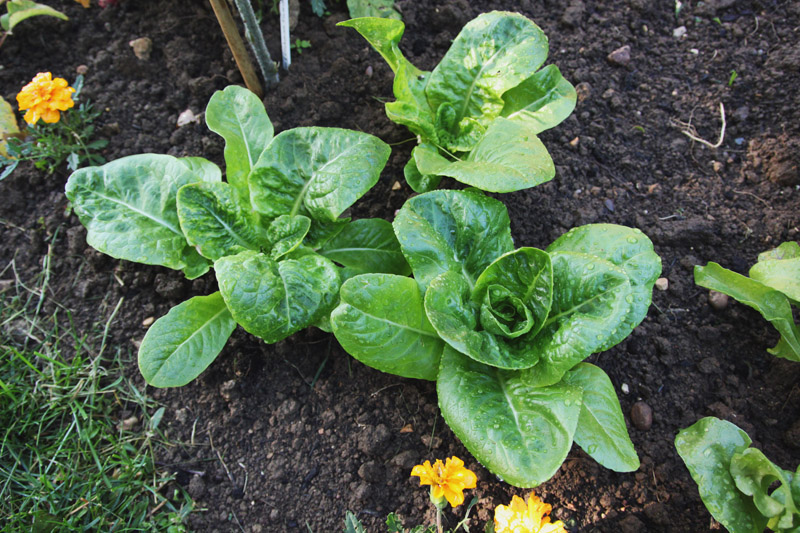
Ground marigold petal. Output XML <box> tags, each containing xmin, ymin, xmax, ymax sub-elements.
<box><xmin>40</xmin><ymin>109</ymin><xmax>61</xmax><ymax>123</ymax></box>
<box><xmin>442</xmin><ymin>485</ymin><xmax>465</xmax><ymax>507</ymax></box>
<box><xmin>23</xmin><ymin>109</ymin><xmax>39</xmax><ymax>125</ymax></box>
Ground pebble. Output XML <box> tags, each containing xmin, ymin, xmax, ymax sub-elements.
<box><xmin>654</xmin><ymin>277</ymin><xmax>669</xmax><ymax>291</ymax></box>
<box><xmin>129</xmin><ymin>37</ymin><xmax>152</xmax><ymax>60</ymax></box>
<box><xmin>708</xmin><ymin>290</ymin><xmax>730</xmax><ymax>311</ymax></box>
<box><xmin>120</xmin><ymin>415</ymin><xmax>139</xmax><ymax>431</ymax></box>
<box><xmin>176</xmin><ymin>109</ymin><xmax>200</xmax><ymax>127</ymax></box>
<box><xmin>673</xmin><ymin>26</ymin><xmax>687</xmax><ymax>39</ymax></box>
<box><xmin>631</xmin><ymin>401</ymin><xmax>653</xmax><ymax>431</ymax></box>
<box><xmin>575</xmin><ymin>81</ymin><xmax>592</xmax><ymax>102</ymax></box>
<box><xmin>607</xmin><ymin>45</ymin><xmax>631</xmax><ymax>67</ymax></box>
<box><xmin>142</xmin><ymin>316</ymin><xmax>154</xmax><ymax>327</ymax></box>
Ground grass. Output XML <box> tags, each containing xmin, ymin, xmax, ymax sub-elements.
<box><xmin>0</xmin><ymin>249</ymin><xmax>192</xmax><ymax>531</ymax></box>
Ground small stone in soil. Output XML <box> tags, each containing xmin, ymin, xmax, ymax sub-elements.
<box><xmin>607</xmin><ymin>45</ymin><xmax>631</xmax><ymax>67</ymax></box>
<box><xmin>654</xmin><ymin>277</ymin><xmax>669</xmax><ymax>291</ymax></box>
<box><xmin>631</xmin><ymin>401</ymin><xmax>653</xmax><ymax>431</ymax></box>
<box><xmin>708</xmin><ymin>290</ymin><xmax>730</xmax><ymax>311</ymax></box>
<box><xmin>129</xmin><ymin>37</ymin><xmax>153</xmax><ymax>60</ymax></box>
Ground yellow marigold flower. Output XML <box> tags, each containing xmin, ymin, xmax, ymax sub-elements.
<box><xmin>494</xmin><ymin>492</ymin><xmax>568</xmax><ymax>533</ymax></box>
<box><xmin>75</xmin><ymin>0</ymin><xmax>91</xmax><ymax>7</ymax></box>
<box><xmin>16</xmin><ymin>72</ymin><xmax>76</xmax><ymax>125</ymax></box>
<box><xmin>410</xmin><ymin>456</ymin><xmax>477</xmax><ymax>507</ymax></box>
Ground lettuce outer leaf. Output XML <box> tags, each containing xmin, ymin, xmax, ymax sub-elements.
<box><xmin>138</xmin><ymin>292</ymin><xmax>236</xmax><ymax>388</ymax></box>
<box><xmin>750</xmin><ymin>242</ymin><xmax>800</xmax><ymax>303</ymax></box>
<box><xmin>694</xmin><ymin>262</ymin><xmax>800</xmax><ymax>361</ymax></box>
<box><xmin>547</xmin><ymin>224</ymin><xmax>661</xmax><ymax>351</ymax></box>
<box><xmin>331</xmin><ymin>273</ymin><xmax>444</xmax><ymax>381</ymax></box>
<box><xmin>317</xmin><ymin>218</ymin><xmax>410</xmax><ymax>276</ymax></box>
<box><xmin>437</xmin><ymin>346</ymin><xmax>582</xmax><ymax>487</ymax></box>
<box><xmin>392</xmin><ymin>189</ymin><xmax>514</xmax><ymax>292</ymax></box>
<box><xmin>675</xmin><ymin>417</ymin><xmax>767</xmax><ymax>533</ymax></box>
<box><xmin>434</xmin><ymin>118</ymin><xmax>555</xmax><ymax>193</ymax></box>
<box><xmin>500</xmin><ymin>64</ymin><xmax>577</xmax><ymax>134</ymax></box>
<box><xmin>65</xmin><ymin>154</ymin><xmax>216</xmax><ymax>279</ymax></box>
<box><xmin>215</xmin><ymin>250</ymin><xmax>340</xmax><ymax>344</ymax></box>
<box><xmin>249</xmin><ymin>127</ymin><xmax>390</xmax><ymax>223</ymax></box>
<box><xmin>562</xmin><ymin>363</ymin><xmax>639</xmax><ymax>472</ymax></box>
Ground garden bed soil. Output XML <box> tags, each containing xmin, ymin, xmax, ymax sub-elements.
<box><xmin>2</xmin><ymin>0</ymin><xmax>800</xmax><ymax>531</ymax></box>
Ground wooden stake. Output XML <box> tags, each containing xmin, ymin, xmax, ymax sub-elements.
<box><xmin>208</xmin><ymin>0</ymin><xmax>264</xmax><ymax>98</ymax></box>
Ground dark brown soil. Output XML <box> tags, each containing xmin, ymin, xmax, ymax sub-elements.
<box><xmin>2</xmin><ymin>0</ymin><xmax>800</xmax><ymax>531</ymax></box>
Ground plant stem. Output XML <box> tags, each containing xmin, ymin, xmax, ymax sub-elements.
<box><xmin>233</xmin><ymin>0</ymin><xmax>280</xmax><ymax>87</ymax></box>
<box><xmin>436</xmin><ymin>508</ymin><xmax>443</xmax><ymax>533</ymax></box>
<box><xmin>208</xmin><ymin>0</ymin><xmax>264</xmax><ymax>98</ymax></box>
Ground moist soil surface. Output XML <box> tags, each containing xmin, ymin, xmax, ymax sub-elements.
<box><xmin>2</xmin><ymin>0</ymin><xmax>800</xmax><ymax>531</ymax></box>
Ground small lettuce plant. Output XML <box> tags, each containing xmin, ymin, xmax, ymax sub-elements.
<box><xmin>695</xmin><ymin>241</ymin><xmax>800</xmax><ymax>362</ymax></box>
<box><xmin>676</xmin><ymin>417</ymin><xmax>800</xmax><ymax>533</ymax></box>
<box><xmin>340</xmin><ymin>11</ymin><xmax>576</xmax><ymax>193</ymax></box>
<box><xmin>331</xmin><ymin>189</ymin><xmax>661</xmax><ymax>486</ymax></box>
<box><xmin>66</xmin><ymin>85</ymin><xmax>408</xmax><ymax>387</ymax></box>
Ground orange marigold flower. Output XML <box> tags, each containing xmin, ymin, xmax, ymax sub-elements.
<box><xmin>16</xmin><ymin>72</ymin><xmax>76</xmax><ymax>125</ymax></box>
<box><xmin>410</xmin><ymin>456</ymin><xmax>477</xmax><ymax>507</ymax></box>
<box><xmin>75</xmin><ymin>0</ymin><xmax>91</xmax><ymax>7</ymax></box>
<box><xmin>494</xmin><ymin>492</ymin><xmax>568</xmax><ymax>533</ymax></box>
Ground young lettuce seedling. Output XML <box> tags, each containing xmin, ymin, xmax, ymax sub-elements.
<box><xmin>330</xmin><ymin>189</ymin><xmax>661</xmax><ymax>487</ymax></box>
<box><xmin>695</xmin><ymin>241</ymin><xmax>800</xmax><ymax>362</ymax></box>
<box><xmin>65</xmin><ymin>85</ymin><xmax>408</xmax><ymax>387</ymax></box>
<box><xmin>676</xmin><ymin>417</ymin><xmax>800</xmax><ymax>533</ymax></box>
<box><xmin>340</xmin><ymin>11</ymin><xmax>576</xmax><ymax>193</ymax></box>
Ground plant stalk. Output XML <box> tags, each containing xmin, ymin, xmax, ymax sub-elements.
<box><xmin>233</xmin><ymin>0</ymin><xmax>280</xmax><ymax>87</ymax></box>
<box><xmin>208</xmin><ymin>0</ymin><xmax>264</xmax><ymax>98</ymax></box>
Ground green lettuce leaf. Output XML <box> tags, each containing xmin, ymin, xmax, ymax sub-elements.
<box><xmin>177</xmin><ymin>181</ymin><xmax>267</xmax><ymax>261</ymax></box>
<box><xmin>138</xmin><ymin>292</ymin><xmax>237</xmax><ymax>388</ymax></box>
<box><xmin>392</xmin><ymin>190</ymin><xmax>514</xmax><ymax>291</ymax></box>
<box><xmin>562</xmin><ymin>363</ymin><xmax>639</xmax><ymax>472</ymax></box>
<box><xmin>750</xmin><ymin>242</ymin><xmax>800</xmax><ymax>303</ymax></box>
<box><xmin>432</xmin><ymin>118</ymin><xmax>555</xmax><ymax>193</ymax></box>
<box><xmin>675</xmin><ymin>417</ymin><xmax>767</xmax><ymax>533</ymax></box>
<box><xmin>521</xmin><ymin>252</ymin><xmax>632</xmax><ymax>387</ymax></box>
<box><xmin>695</xmin><ymin>262</ymin><xmax>800</xmax><ymax>361</ymax></box>
<box><xmin>547</xmin><ymin>224</ymin><xmax>661</xmax><ymax>351</ymax></box>
<box><xmin>500</xmin><ymin>65</ymin><xmax>577</xmax><ymax>134</ymax></box>
<box><xmin>317</xmin><ymin>218</ymin><xmax>410</xmax><ymax>276</ymax></box>
<box><xmin>266</xmin><ymin>215</ymin><xmax>311</xmax><ymax>260</ymax></box>
<box><xmin>331</xmin><ymin>273</ymin><xmax>444</xmax><ymax>380</ymax></box>
<box><xmin>205</xmin><ymin>85</ymin><xmax>273</xmax><ymax>204</ymax></box>
<box><xmin>65</xmin><ymin>154</ymin><xmax>216</xmax><ymax>279</ymax></box>
<box><xmin>215</xmin><ymin>250</ymin><xmax>340</xmax><ymax>343</ymax></box>
<box><xmin>249</xmin><ymin>128</ymin><xmax>390</xmax><ymax>222</ymax></box>
<box><xmin>437</xmin><ymin>346</ymin><xmax>582</xmax><ymax>487</ymax></box>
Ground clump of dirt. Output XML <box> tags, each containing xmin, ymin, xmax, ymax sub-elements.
<box><xmin>745</xmin><ymin>133</ymin><xmax>800</xmax><ymax>186</ymax></box>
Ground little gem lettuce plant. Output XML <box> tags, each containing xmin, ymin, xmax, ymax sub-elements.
<box><xmin>340</xmin><ymin>11</ymin><xmax>576</xmax><ymax>193</ymax></box>
<box><xmin>331</xmin><ymin>189</ymin><xmax>661</xmax><ymax>487</ymax></box>
<box><xmin>66</xmin><ymin>85</ymin><xmax>408</xmax><ymax>387</ymax></box>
